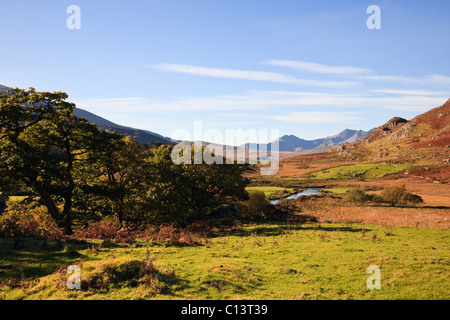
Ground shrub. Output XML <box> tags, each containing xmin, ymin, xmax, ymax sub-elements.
<box><xmin>187</xmin><ymin>220</ymin><xmax>213</xmax><ymax>238</ymax></box>
<box><xmin>73</xmin><ymin>221</ymin><xmax>137</xmax><ymax>243</ymax></box>
<box><xmin>401</xmin><ymin>192</ymin><xmax>424</xmax><ymax>207</ymax></box>
<box><xmin>381</xmin><ymin>185</ymin><xmax>407</xmax><ymax>206</ymax></box>
<box><xmin>140</xmin><ymin>224</ymin><xmax>204</xmax><ymax>246</ymax></box>
<box><xmin>346</xmin><ymin>188</ymin><xmax>370</xmax><ymax>204</ymax></box>
<box><xmin>369</xmin><ymin>194</ymin><xmax>384</xmax><ymax>204</ymax></box>
<box><xmin>0</xmin><ymin>202</ymin><xmax>63</xmax><ymax>239</ymax></box>
<box><xmin>241</xmin><ymin>191</ymin><xmax>272</xmax><ymax>219</ymax></box>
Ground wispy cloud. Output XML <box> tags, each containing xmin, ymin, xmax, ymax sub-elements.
<box><xmin>77</xmin><ymin>91</ymin><xmax>448</xmax><ymax>113</ymax></box>
<box><xmin>272</xmin><ymin>111</ymin><xmax>360</xmax><ymax>123</ymax></box>
<box><xmin>372</xmin><ymin>89</ymin><xmax>448</xmax><ymax>96</ymax></box>
<box><xmin>265</xmin><ymin>59</ymin><xmax>371</xmax><ymax>75</ymax></box>
<box><xmin>425</xmin><ymin>74</ymin><xmax>450</xmax><ymax>86</ymax></box>
<box><xmin>265</xmin><ymin>59</ymin><xmax>450</xmax><ymax>89</ymax></box>
<box><xmin>356</xmin><ymin>73</ymin><xmax>450</xmax><ymax>87</ymax></box>
<box><xmin>355</xmin><ymin>74</ymin><xmax>420</xmax><ymax>83</ymax></box>
<box><xmin>151</xmin><ymin>63</ymin><xmax>357</xmax><ymax>88</ymax></box>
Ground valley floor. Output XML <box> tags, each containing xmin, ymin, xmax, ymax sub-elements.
<box><xmin>0</xmin><ymin>221</ymin><xmax>448</xmax><ymax>300</ymax></box>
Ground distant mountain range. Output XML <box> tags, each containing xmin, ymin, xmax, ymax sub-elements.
<box><xmin>252</xmin><ymin>129</ymin><xmax>371</xmax><ymax>154</ymax></box>
<box><xmin>303</xmin><ymin>98</ymin><xmax>450</xmax><ymax>176</ymax></box>
<box><xmin>0</xmin><ymin>84</ymin><xmax>371</xmax><ymax>153</ymax></box>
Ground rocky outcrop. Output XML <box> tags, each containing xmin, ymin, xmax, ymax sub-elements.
<box><xmin>383</xmin><ymin>117</ymin><xmax>408</xmax><ymax>129</ymax></box>
<box><xmin>210</xmin><ymin>204</ymin><xmax>243</xmax><ymax>218</ymax></box>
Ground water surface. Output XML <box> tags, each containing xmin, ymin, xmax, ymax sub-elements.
<box><xmin>270</xmin><ymin>188</ymin><xmax>322</xmax><ymax>205</ymax></box>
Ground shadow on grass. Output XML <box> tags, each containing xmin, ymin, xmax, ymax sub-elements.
<box><xmin>218</xmin><ymin>220</ymin><xmax>371</xmax><ymax>238</ymax></box>
<box><xmin>417</xmin><ymin>205</ymin><xmax>450</xmax><ymax>210</ymax></box>
<box><xmin>0</xmin><ymin>237</ymin><xmax>93</xmax><ymax>281</ymax></box>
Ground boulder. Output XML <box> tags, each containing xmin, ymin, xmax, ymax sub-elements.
<box><xmin>210</xmin><ymin>204</ymin><xmax>242</xmax><ymax>218</ymax></box>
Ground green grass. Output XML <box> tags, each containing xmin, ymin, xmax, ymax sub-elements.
<box><xmin>246</xmin><ymin>186</ymin><xmax>295</xmax><ymax>200</ymax></box>
<box><xmin>1</xmin><ymin>222</ymin><xmax>448</xmax><ymax>300</ymax></box>
<box><xmin>323</xmin><ymin>187</ymin><xmax>355</xmax><ymax>194</ymax></box>
<box><xmin>310</xmin><ymin>163</ymin><xmax>410</xmax><ymax>181</ymax></box>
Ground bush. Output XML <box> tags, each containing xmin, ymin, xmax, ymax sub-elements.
<box><xmin>401</xmin><ymin>192</ymin><xmax>424</xmax><ymax>207</ymax></box>
<box><xmin>241</xmin><ymin>191</ymin><xmax>272</xmax><ymax>219</ymax></box>
<box><xmin>0</xmin><ymin>202</ymin><xmax>63</xmax><ymax>239</ymax></box>
<box><xmin>74</xmin><ymin>221</ymin><xmax>137</xmax><ymax>243</ymax></box>
<box><xmin>187</xmin><ymin>220</ymin><xmax>213</xmax><ymax>238</ymax></box>
<box><xmin>346</xmin><ymin>188</ymin><xmax>371</xmax><ymax>203</ymax></box>
<box><xmin>140</xmin><ymin>224</ymin><xmax>204</xmax><ymax>246</ymax></box>
<box><xmin>380</xmin><ymin>185</ymin><xmax>423</xmax><ymax>207</ymax></box>
<box><xmin>381</xmin><ymin>185</ymin><xmax>407</xmax><ymax>206</ymax></box>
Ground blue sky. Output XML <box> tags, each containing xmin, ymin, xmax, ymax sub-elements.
<box><xmin>1</xmin><ymin>0</ymin><xmax>449</xmax><ymax>144</ymax></box>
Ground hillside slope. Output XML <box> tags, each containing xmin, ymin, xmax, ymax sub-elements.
<box><xmin>353</xmin><ymin>99</ymin><xmax>450</xmax><ymax>163</ymax></box>
<box><xmin>72</xmin><ymin>108</ymin><xmax>172</xmax><ymax>144</ymax></box>
<box><xmin>0</xmin><ymin>85</ymin><xmax>172</xmax><ymax>145</ymax></box>
<box><xmin>266</xmin><ymin>100</ymin><xmax>450</xmax><ymax>182</ymax></box>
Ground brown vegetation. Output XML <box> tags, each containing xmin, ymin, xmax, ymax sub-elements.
<box><xmin>275</xmin><ymin>193</ymin><xmax>449</xmax><ymax>228</ymax></box>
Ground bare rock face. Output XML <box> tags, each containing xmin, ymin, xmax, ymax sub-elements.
<box><xmin>362</xmin><ymin>117</ymin><xmax>408</xmax><ymax>144</ymax></box>
<box><xmin>383</xmin><ymin>117</ymin><xmax>408</xmax><ymax>129</ymax></box>
<box><xmin>387</xmin><ymin>123</ymin><xmax>416</xmax><ymax>141</ymax></box>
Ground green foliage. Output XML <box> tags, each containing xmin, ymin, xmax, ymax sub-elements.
<box><xmin>0</xmin><ymin>202</ymin><xmax>62</xmax><ymax>239</ymax></box>
<box><xmin>75</xmin><ymin>134</ymin><xmax>151</xmax><ymax>225</ymax></box>
<box><xmin>381</xmin><ymin>185</ymin><xmax>406</xmax><ymax>207</ymax></box>
<box><xmin>241</xmin><ymin>191</ymin><xmax>272</xmax><ymax>219</ymax></box>
<box><xmin>381</xmin><ymin>186</ymin><xmax>423</xmax><ymax>207</ymax></box>
<box><xmin>147</xmin><ymin>145</ymin><xmax>248</xmax><ymax>224</ymax></box>
<box><xmin>0</xmin><ymin>87</ymin><xmax>106</xmax><ymax>234</ymax></box>
<box><xmin>0</xmin><ymin>88</ymin><xmax>249</xmax><ymax>234</ymax></box>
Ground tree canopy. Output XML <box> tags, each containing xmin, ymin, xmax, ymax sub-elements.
<box><xmin>0</xmin><ymin>87</ymin><xmax>248</xmax><ymax>234</ymax></box>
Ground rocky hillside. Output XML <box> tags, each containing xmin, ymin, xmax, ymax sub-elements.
<box><xmin>337</xmin><ymin>99</ymin><xmax>450</xmax><ymax>164</ymax></box>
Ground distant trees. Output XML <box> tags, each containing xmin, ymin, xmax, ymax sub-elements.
<box><xmin>346</xmin><ymin>188</ymin><xmax>372</xmax><ymax>204</ymax></box>
<box><xmin>381</xmin><ymin>185</ymin><xmax>423</xmax><ymax>207</ymax></box>
<box><xmin>346</xmin><ymin>185</ymin><xmax>423</xmax><ymax>207</ymax></box>
<box><xmin>0</xmin><ymin>87</ymin><xmax>249</xmax><ymax>234</ymax></box>
<box><xmin>381</xmin><ymin>186</ymin><xmax>407</xmax><ymax>207</ymax></box>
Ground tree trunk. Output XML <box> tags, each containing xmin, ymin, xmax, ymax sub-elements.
<box><xmin>35</xmin><ymin>183</ymin><xmax>74</xmax><ymax>235</ymax></box>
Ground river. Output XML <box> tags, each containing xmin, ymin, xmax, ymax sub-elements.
<box><xmin>270</xmin><ymin>188</ymin><xmax>322</xmax><ymax>205</ymax></box>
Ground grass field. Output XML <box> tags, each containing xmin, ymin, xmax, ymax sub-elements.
<box><xmin>246</xmin><ymin>186</ymin><xmax>295</xmax><ymax>199</ymax></box>
<box><xmin>323</xmin><ymin>187</ymin><xmax>355</xmax><ymax>194</ymax></box>
<box><xmin>1</xmin><ymin>222</ymin><xmax>448</xmax><ymax>300</ymax></box>
<box><xmin>309</xmin><ymin>163</ymin><xmax>411</xmax><ymax>180</ymax></box>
